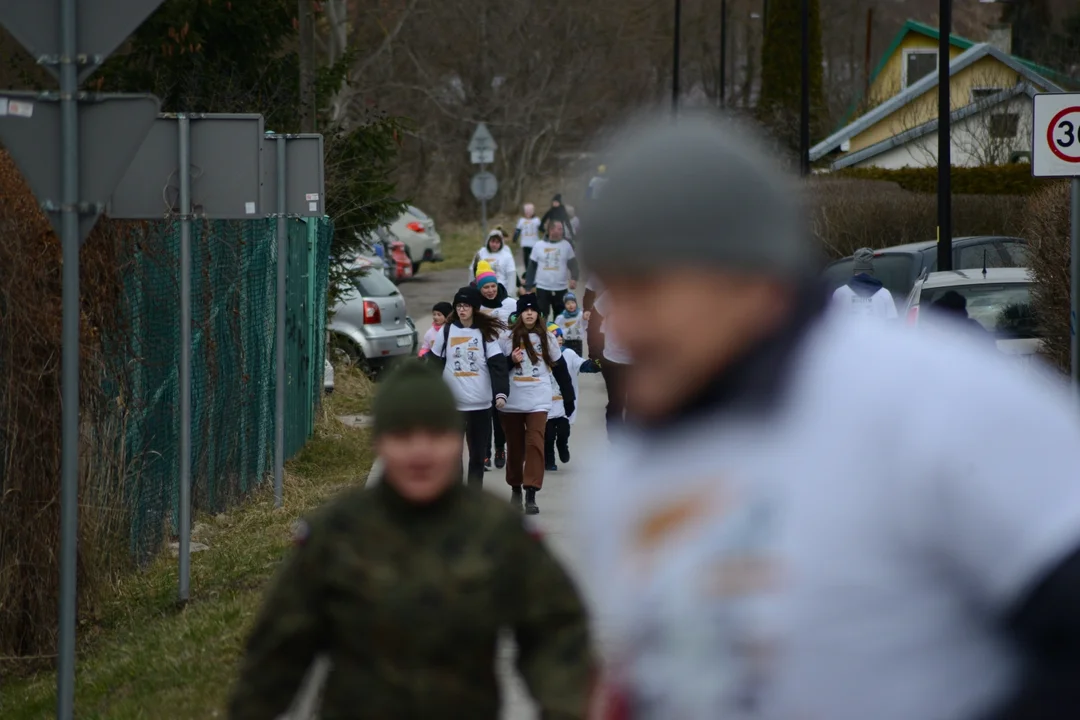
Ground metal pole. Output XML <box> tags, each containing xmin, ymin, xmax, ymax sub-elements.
<box><xmin>178</xmin><ymin>114</ymin><xmax>192</xmax><ymax>602</ymax></box>
<box><xmin>1071</xmin><ymin>178</ymin><xmax>1080</xmax><ymax>396</ymax></box>
<box><xmin>937</xmin><ymin>0</ymin><xmax>953</xmax><ymax>271</ymax></box>
<box><xmin>720</xmin><ymin>0</ymin><xmax>728</xmax><ymax>109</ymax></box>
<box><xmin>275</xmin><ymin>136</ymin><xmax>287</xmax><ymax>508</ymax></box>
<box><xmin>480</xmin><ymin>160</ymin><xmax>488</xmax><ymax>238</ymax></box>
<box><xmin>800</xmin><ymin>0</ymin><xmax>810</xmax><ymax>176</ymax></box>
<box><xmin>673</xmin><ymin>0</ymin><xmax>681</xmax><ymax>112</ymax></box>
<box><xmin>57</xmin><ymin>0</ymin><xmax>80</xmax><ymax>714</ymax></box>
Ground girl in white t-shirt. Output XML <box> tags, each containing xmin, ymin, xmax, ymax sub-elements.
<box><xmin>429</xmin><ymin>285</ymin><xmax>509</xmax><ymax>487</ymax></box>
<box><xmin>544</xmin><ymin>324</ymin><xmax>601</xmax><ymax>472</ymax></box>
<box><xmin>588</xmin><ymin>291</ymin><xmax>631</xmax><ymax>436</ymax></box>
<box><xmin>513</xmin><ymin>203</ymin><xmax>542</xmax><ymax>274</ymax></box>
<box><xmin>498</xmin><ymin>293</ymin><xmax>576</xmax><ymax>515</ymax></box>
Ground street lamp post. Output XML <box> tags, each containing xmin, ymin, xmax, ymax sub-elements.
<box><xmin>720</xmin><ymin>0</ymin><xmax>728</xmax><ymax>109</ymax></box>
<box><xmin>673</xmin><ymin>0</ymin><xmax>682</xmax><ymax>112</ymax></box>
<box><xmin>800</xmin><ymin>0</ymin><xmax>810</xmax><ymax>176</ymax></box>
<box><xmin>937</xmin><ymin>0</ymin><xmax>953</xmax><ymax>270</ymax></box>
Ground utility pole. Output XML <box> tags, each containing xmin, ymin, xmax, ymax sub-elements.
<box><xmin>937</xmin><ymin>0</ymin><xmax>953</xmax><ymax>270</ymax></box>
<box><xmin>799</xmin><ymin>0</ymin><xmax>810</xmax><ymax>176</ymax></box>
<box><xmin>720</xmin><ymin>0</ymin><xmax>728</xmax><ymax>109</ymax></box>
<box><xmin>299</xmin><ymin>0</ymin><xmax>317</xmax><ymax>132</ymax></box>
<box><xmin>673</xmin><ymin>0</ymin><xmax>682</xmax><ymax>113</ymax></box>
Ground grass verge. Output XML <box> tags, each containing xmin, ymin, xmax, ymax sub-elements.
<box><xmin>2</xmin><ymin>370</ymin><xmax>375</xmax><ymax>720</ymax></box>
<box><xmin>433</xmin><ymin>217</ymin><xmax>516</xmax><ymax>271</ymax></box>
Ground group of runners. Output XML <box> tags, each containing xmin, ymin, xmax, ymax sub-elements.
<box><xmin>231</xmin><ymin>117</ymin><xmax>1080</xmax><ymax>720</ymax></box>
<box><xmin>414</xmin><ymin>197</ymin><xmax>626</xmax><ymax>515</ymax></box>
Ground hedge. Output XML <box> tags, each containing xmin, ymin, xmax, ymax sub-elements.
<box><xmin>833</xmin><ymin>164</ymin><xmax>1055</xmax><ymax>196</ymax></box>
<box><xmin>1023</xmin><ymin>181</ymin><xmax>1071</xmax><ymax>373</ymax></box>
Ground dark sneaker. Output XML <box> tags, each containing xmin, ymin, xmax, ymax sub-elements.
<box><xmin>524</xmin><ymin>489</ymin><xmax>539</xmax><ymax>515</ymax></box>
<box><xmin>558</xmin><ymin>446</ymin><xmax>570</xmax><ymax>464</ymax></box>
<box><xmin>484</xmin><ymin>456</ymin><xmax>492</xmax><ymax>469</ymax></box>
<box><xmin>510</xmin><ymin>487</ymin><xmax>523</xmax><ymax>511</ymax></box>
<box><xmin>545</xmin><ymin>463</ymin><xmax>558</xmax><ymax>472</ymax></box>
<box><xmin>494</xmin><ymin>449</ymin><xmax>506</xmax><ymax>468</ymax></box>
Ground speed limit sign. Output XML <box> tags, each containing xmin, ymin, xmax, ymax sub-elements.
<box><xmin>1033</xmin><ymin>93</ymin><xmax>1080</xmax><ymax>176</ymax></box>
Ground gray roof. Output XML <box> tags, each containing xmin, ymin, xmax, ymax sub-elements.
<box><xmin>810</xmin><ymin>43</ymin><xmax>1062</xmax><ymax>162</ymax></box>
<box><xmin>830</xmin><ymin>83</ymin><xmax>1038</xmax><ymax>170</ymax></box>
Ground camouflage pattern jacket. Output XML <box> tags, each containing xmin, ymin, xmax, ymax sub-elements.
<box><xmin>228</xmin><ymin>480</ymin><xmax>595</xmax><ymax>719</ymax></box>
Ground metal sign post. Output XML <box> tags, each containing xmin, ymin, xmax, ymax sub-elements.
<box><xmin>177</xmin><ymin>115</ymin><xmax>193</xmax><ymax>601</ymax></box>
<box><xmin>1032</xmin><ymin>93</ymin><xmax>1080</xmax><ymax>396</ymax></box>
<box><xmin>468</xmin><ymin>123</ymin><xmax>497</xmax><ymax>237</ymax></box>
<box><xmin>0</xmin><ymin>2</ymin><xmax>164</xmax><ymax>716</ymax></box>
<box><xmin>260</xmin><ymin>132</ymin><xmax>325</xmax><ymax>510</ymax></box>
<box><xmin>275</xmin><ymin>135</ymin><xmax>287</xmax><ymax>509</ymax></box>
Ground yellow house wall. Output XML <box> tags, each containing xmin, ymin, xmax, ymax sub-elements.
<box><xmin>866</xmin><ymin>34</ymin><xmax>966</xmax><ymax>107</ymax></box>
<box><xmin>850</xmin><ymin>57</ymin><xmax>1027</xmax><ymax>152</ymax></box>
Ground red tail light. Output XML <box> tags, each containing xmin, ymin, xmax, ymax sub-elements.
<box><xmin>406</xmin><ymin>221</ymin><xmax>425</xmax><ymax>233</ymax></box>
<box><xmin>363</xmin><ymin>300</ymin><xmax>381</xmax><ymax>325</ymax></box>
<box><xmin>906</xmin><ymin>305</ymin><xmax>919</xmax><ymax>325</ymax></box>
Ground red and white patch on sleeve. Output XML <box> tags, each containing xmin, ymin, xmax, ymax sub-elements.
<box><xmin>291</xmin><ymin>519</ymin><xmax>310</xmax><ymax>546</ymax></box>
<box><xmin>522</xmin><ymin>516</ymin><xmax>545</xmax><ymax>540</ymax></box>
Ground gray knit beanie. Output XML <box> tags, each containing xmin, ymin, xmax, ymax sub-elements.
<box><xmin>579</xmin><ymin>112</ymin><xmax>817</xmax><ymax>279</ymax></box>
<box><xmin>852</xmin><ymin>247</ymin><xmax>874</xmax><ymax>274</ymax></box>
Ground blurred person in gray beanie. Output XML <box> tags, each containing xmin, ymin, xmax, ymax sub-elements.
<box><xmin>572</xmin><ymin>110</ymin><xmax>1080</xmax><ymax>720</ymax></box>
<box><xmin>831</xmin><ymin>247</ymin><xmax>898</xmax><ymax>320</ymax></box>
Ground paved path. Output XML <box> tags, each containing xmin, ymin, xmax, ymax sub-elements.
<box><xmin>402</xmin><ymin>267</ymin><xmax>608</xmax><ymax>719</ymax></box>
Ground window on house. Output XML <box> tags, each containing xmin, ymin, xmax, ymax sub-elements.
<box><xmin>989</xmin><ymin>113</ymin><xmax>1020</xmax><ymax>139</ymax></box>
<box><xmin>904</xmin><ymin>50</ymin><xmax>938</xmax><ymax>88</ymax></box>
<box><xmin>971</xmin><ymin>87</ymin><xmax>1004</xmax><ymax>102</ymax></box>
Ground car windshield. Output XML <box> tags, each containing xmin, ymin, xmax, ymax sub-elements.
<box><xmin>920</xmin><ymin>282</ymin><xmax>1036</xmax><ymax>338</ymax></box>
<box><xmin>352</xmin><ymin>268</ymin><xmax>399</xmax><ymax>298</ymax></box>
<box><xmin>407</xmin><ymin>206</ymin><xmax>429</xmax><ymax>221</ymax></box>
<box><xmin>823</xmin><ymin>254</ymin><xmax>916</xmax><ymax>300</ymax></box>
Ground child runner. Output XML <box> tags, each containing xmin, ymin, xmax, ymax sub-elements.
<box><xmin>475</xmin><ymin>261</ymin><xmax>517</xmax><ymax>469</ymax></box>
<box><xmin>475</xmin><ymin>261</ymin><xmax>518</xmax><ymax>325</ymax></box>
<box><xmin>470</xmin><ymin>229</ymin><xmax>517</xmax><ymax>291</ymax></box>
<box><xmin>554</xmin><ymin>291</ymin><xmax>586</xmax><ymax>357</ymax></box>
<box><xmin>428</xmin><ymin>286</ymin><xmax>509</xmax><ymax>487</ymax></box>
<box><xmin>544</xmin><ymin>323</ymin><xmax>600</xmax><ymax>471</ymax></box>
<box><xmin>589</xmin><ymin>290</ymin><xmax>631</xmax><ymax>436</ymax></box>
<box><xmin>512</xmin><ymin>203</ymin><xmax>542</xmax><ymax>272</ymax></box>
<box><xmin>419</xmin><ymin>301</ymin><xmax>453</xmax><ymax>357</ymax></box>
<box><xmin>499</xmin><ymin>294</ymin><xmax>576</xmax><ymax>515</ymax></box>
<box><xmin>523</xmin><ymin>220</ymin><xmax>578</xmax><ymax>323</ymax></box>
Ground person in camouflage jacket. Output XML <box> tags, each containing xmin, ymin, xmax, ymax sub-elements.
<box><xmin>228</xmin><ymin>360</ymin><xmax>596</xmax><ymax>719</ymax></box>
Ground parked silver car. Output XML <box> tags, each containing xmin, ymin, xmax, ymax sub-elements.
<box><xmin>329</xmin><ymin>260</ymin><xmax>417</xmax><ymax>371</ymax></box>
<box><xmin>903</xmin><ymin>268</ymin><xmax>1041</xmax><ymax>359</ymax></box>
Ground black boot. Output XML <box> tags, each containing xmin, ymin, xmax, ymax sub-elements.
<box><xmin>510</xmin><ymin>487</ymin><xmax>523</xmax><ymax>511</ymax></box>
<box><xmin>524</xmin><ymin>487</ymin><xmax>539</xmax><ymax>515</ymax></box>
<box><xmin>494</xmin><ymin>449</ymin><xmax>506</xmax><ymax>469</ymax></box>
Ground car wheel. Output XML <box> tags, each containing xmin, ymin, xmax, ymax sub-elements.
<box><xmin>329</xmin><ymin>334</ymin><xmax>366</xmax><ymax>370</ymax></box>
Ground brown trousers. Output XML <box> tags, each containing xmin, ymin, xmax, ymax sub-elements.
<box><xmin>501</xmin><ymin>411</ymin><xmax>548</xmax><ymax>490</ymax></box>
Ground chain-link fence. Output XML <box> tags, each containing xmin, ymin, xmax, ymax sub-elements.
<box><xmin>0</xmin><ymin>192</ymin><xmax>332</xmax><ymax>657</ymax></box>
<box><xmin>120</xmin><ymin>216</ymin><xmax>332</xmax><ymax>560</ymax></box>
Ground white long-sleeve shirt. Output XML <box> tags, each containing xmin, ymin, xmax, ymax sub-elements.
<box><xmin>574</xmin><ymin>312</ymin><xmax>1080</xmax><ymax>720</ymax></box>
<box><xmin>472</xmin><ymin>244</ymin><xmax>518</xmax><ymax>290</ymax></box>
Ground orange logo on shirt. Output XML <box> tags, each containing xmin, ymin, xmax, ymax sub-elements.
<box><xmin>633</xmin><ymin>492</ymin><xmax>716</xmax><ymax>550</ymax></box>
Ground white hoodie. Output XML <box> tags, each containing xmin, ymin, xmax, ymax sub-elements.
<box><xmin>574</xmin><ymin>312</ymin><xmax>1080</xmax><ymax>720</ymax></box>
<box><xmin>472</xmin><ymin>243</ymin><xmax>518</xmax><ymax>290</ymax></box>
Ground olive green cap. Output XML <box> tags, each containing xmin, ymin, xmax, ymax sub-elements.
<box><xmin>373</xmin><ymin>360</ymin><xmax>461</xmax><ymax>437</ymax></box>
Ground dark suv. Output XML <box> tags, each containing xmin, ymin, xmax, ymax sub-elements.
<box><xmin>823</xmin><ymin>236</ymin><xmax>1029</xmax><ymax>301</ymax></box>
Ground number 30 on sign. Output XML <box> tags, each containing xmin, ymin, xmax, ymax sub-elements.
<box><xmin>1033</xmin><ymin>94</ymin><xmax>1080</xmax><ymax>177</ymax></box>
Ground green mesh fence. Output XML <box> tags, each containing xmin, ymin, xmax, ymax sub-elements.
<box><xmin>117</xmin><ymin>216</ymin><xmax>332</xmax><ymax>561</ymax></box>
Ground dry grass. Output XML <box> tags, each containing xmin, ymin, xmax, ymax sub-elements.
<box><xmin>1</xmin><ymin>378</ymin><xmax>375</xmax><ymax>719</ymax></box>
<box><xmin>437</xmin><ymin>216</ymin><xmax>519</xmax><ymax>270</ymax></box>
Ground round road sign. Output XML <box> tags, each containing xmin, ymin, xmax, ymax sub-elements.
<box><xmin>470</xmin><ymin>171</ymin><xmax>498</xmax><ymax>201</ymax></box>
<box><xmin>1047</xmin><ymin>106</ymin><xmax>1080</xmax><ymax>163</ymax></box>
